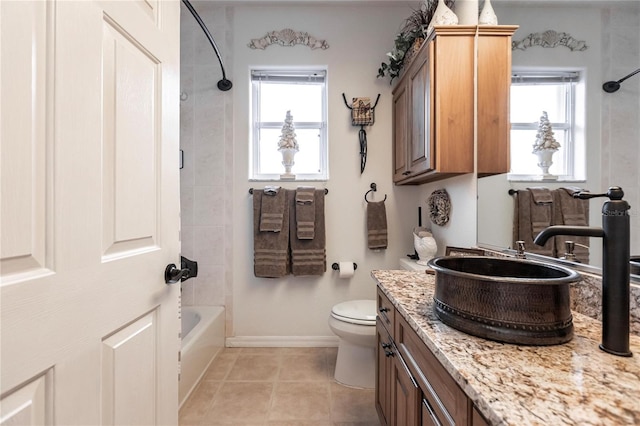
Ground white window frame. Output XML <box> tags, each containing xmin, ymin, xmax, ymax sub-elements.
<box><xmin>508</xmin><ymin>70</ymin><xmax>584</xmax><ymax>182</ymax></box>
<box><xmin>250</xmin><ymin>68</ymin><xmax>328</xmax><ymax>181</ymax></box>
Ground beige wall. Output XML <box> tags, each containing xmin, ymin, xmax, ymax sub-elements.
<box><xmin>230</xmin><ymin>4</ymin><xmax>422</xmax><ymax>342</ymax></box>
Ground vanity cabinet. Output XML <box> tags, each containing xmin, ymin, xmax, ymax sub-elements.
<box><xmin>376</xmin><ymin>287</ymin><xmax>490</xmax><ymax>426</ymax></box>
<box><xmin>392</xmin><ymin>26</ymin><xmax>518</xmax><ymax>185</ymax></box>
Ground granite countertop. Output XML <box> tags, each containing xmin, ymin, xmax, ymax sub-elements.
<box><xmin>372</xmin><ymin>270</ymin><xmax>640</xmax><ymax>426</ymax></box>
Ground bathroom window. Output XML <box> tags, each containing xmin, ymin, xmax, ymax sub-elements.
<box><xmin>250</xmin><ymin>69</ymin><xmax>328</xmax><ymax>181</ymax></box>
<box><xmin>508</xmin><ymin>70</ymin><xmax>585</xmax><ymax>181</ymax></box>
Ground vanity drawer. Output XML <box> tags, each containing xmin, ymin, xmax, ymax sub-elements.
<box><xmin>377</xmin><ymin>287</ymin><xmax>395</xmax><ymax>338</ymax></box>
<box><xmin>396</xmin><ymin>315</ymin><xmax>468</xmax><ymax>426</ymax></box>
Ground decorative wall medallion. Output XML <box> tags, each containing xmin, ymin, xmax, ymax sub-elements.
<box><xmin>427</xmin><ymin>189</ymin><xmax>451</xmax><ymax>227</ymax></box>
<box><xmin>512</xmin><ymin>30</ymin><xmax>587</xmax><ymax>51</ymax></box>
<box><xmin>248</xmin><ymin>29</ymin><xmax>329</xmax><ymax>50</ymax></box>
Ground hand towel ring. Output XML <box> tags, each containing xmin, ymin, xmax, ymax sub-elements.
<box><xmin>364</xmin><ymin>182</ymin><xmax>387</xmax><ymax>203</ymax></box>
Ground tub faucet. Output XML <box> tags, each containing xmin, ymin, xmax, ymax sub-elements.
<box><xmin>533</xmin><ymin>186</ymin><xmax>631</xmax><ymax>357</ymax></box>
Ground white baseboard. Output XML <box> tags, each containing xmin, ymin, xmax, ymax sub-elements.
<box><xmin>226</xmin><ymin>336</ymin><xmax>339</xmax><ymax>348</ymax></box>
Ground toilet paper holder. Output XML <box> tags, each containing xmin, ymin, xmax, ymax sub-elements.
<box><xmin>331</xmin><ymin>262</ymin><xmax>358</xmax><ymax>271</ymax></box>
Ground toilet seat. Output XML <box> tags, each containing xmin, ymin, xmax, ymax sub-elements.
<box><xmin>331</xmin><ymin>300</ymin><xmax>376</xmax><ymax>326</ymax></box>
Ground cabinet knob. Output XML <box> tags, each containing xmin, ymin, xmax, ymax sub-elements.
<box><xmin>385</xmin><ymin>350</ymin><xmax>395</xmax><ymax>357</ymax></box>
<box><xmin>402</xmin><ymin>171</ymin><xmax>411</xmax><ymax>176</ymax></box>
<box><xmin>379</xmin><ymin>307</ymin><xmax>390</xmax><ymax>313</ymax></box>
<box><xmin>381</xmin><ymin>342</ymin><xmax>391</xmax><ymax>349</ymax></box>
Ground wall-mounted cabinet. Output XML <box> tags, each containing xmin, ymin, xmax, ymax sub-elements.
<box><xmin>477</xmin><ymin>26</ymin><xmax>518</xmax><ymax>177</ymax></box>
<box><xmin>392</xmin><ymin>26</ymin><xmax>518</xmax><ymax>185</ymax></box>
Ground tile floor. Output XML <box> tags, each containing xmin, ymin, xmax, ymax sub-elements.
<box><xmin>179</xmin><ymin>347</ymin><xmax>381</xmax><ymax>426</ymax></box>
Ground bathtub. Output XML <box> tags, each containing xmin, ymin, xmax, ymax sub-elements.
<box><xmin>179</xmin><ymin>306</ymin><xmax>225</xmax><ymax>408</ymax></box>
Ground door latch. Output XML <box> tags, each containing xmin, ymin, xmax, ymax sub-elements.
<box><xmin>164</xmin><ymin>256</ymin><xmax>198</xmax><ymax>284</ymax></box>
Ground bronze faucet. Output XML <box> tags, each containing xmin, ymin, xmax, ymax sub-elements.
<box><xmin>533</xmin><ymin>187</ymin><xmax>632</xmax><ymax>357</ymax></box>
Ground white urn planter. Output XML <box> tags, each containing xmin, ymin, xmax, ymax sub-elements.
<box><xmin>532</xmin><ymin>111</ymin><xmax>560</xmax><ymax>180</ymax></box>
<box><xmin>535</xmin><ymin>149</ymin><xmax>558</xmax><ymax>180</ymax></box>
<box><xmin>279</xmin><ymin>147</ymin><xmax>297</xmax><ymax>180</ymax></box>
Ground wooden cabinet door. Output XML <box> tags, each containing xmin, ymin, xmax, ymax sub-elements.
<box><xmin>432</xmin><ymin>30</ymin><xmax>474</xmax><ymax>174</ymax></box>
<box><xmin>376</xmin><ymin>320</ymin><xmax>393</xmax><ymax>426</ymax></box>
<box><xmin>477</xmin><ymin>26</ymin><xmax>518</xmax><ymax>177</ymax></box>
<box><xmin>391</xmin><ymin>349</ymin><xmax>420</xmax><ymax>426</ymax></box>
<box><xmin>392</xmin><ymin>83</ymin><xmax>409</xmax><ymax>182</ymax></box>
<box><xmin>408</xmin><ymin>42</ymin><xmax>435</xmax><ymax>176</ymax></box>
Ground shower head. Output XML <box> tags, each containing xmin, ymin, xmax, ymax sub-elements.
<box><xmin>602</xmin><ymin>68</ymin><xmax>640</xmax><ymax>93</ymax></box>
<box><xmin>602</xmin><ymin>80</ymin><xmax>621</xmax><ymax>93</ymax></box>
<box><xmin>217</xmin><ymin>78</ymin><xmax>233</xmax><ymax>92</ymax></box>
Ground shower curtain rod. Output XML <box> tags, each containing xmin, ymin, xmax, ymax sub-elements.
<box><xmin>181</xmin><ymin>0</ymin><xmax>233</xmax><ymax>91</ymax></box>
<box><xmin>602</xmin><ymin>68</ymin><xmax>640</xmax><ymax>93</ymax></box>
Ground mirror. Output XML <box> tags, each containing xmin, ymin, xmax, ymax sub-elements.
<box><xmin>477</xmin><ymin>1</ymin><xmax>640</xmax><ymax>274</ymax></box>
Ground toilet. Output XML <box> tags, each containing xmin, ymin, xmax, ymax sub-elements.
<box><xmin>328</xmin><ymin>299</ymin><xmax>377</xmax><ymax>389</ymax></box>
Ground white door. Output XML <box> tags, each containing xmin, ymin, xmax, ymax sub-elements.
<box><xmin>0</xmin><ymin>0</ymin><xmax>181</xmax><ymax>424</ymax></box>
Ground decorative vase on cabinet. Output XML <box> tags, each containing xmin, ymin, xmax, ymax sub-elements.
<box><xmin>428</xmin><ymin>0</ymin><xmax>458</xmax><ymax>33</ymax></box>
<box><xmin>479</xmin><ymin>0</ymin><xmax>498</xmax><ymax>25</ymax></box>
<box><xmin>455</xmin><ymin>0</ymin><xmax>479</xmax><ymax>25</ymax></box>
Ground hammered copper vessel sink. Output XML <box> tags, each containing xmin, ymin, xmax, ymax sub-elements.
<box><xmin>427</xmin><ymin>256</ymin><xmax>581</xmax><ymax>345</ymax></box>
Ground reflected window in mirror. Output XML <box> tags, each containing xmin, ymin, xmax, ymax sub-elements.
<box><xmin>508</xmin><ymin>71</ymin><xmax>585</xmax><ymax>182</ymax></box>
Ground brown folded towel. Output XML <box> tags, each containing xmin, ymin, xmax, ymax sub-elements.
<box><xmin>367</xmin><ymin>200</ymin><xmax>388</xmax><ymax>250</ymax></box>
<box><xmin>259</xmin><ymin>187</ymin><xmax>286</xmax><ymax>232</ymax></box>
<box><xmin>253</xmin><ymin>190</ymin><xmax>290</xmax><ymax>277</ymax></box>
<box><xmin>514</xmin><ymin>189</ymin><xmax>555</xmax><ymax>257</ymax></box>
<box><xmin>290</xmin><ymin>189</ymin><xmax>326</xmax><ymax>276</ymax></box>
<box><xmin>527</xmin><ymin>186</ymin><xmax>554</xmax><ymax>204</ymax></box>
<box><xmin>553</xmin><ymin>188</ymin><xmax>590</xmax><ymax>263</ymax></box>
<box><xmin>295</xmin><ymin>187</ymin><xmax>316</xmax><ymax>240</ymax></box>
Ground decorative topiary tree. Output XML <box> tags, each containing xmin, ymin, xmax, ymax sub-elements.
<box><xmin>532</xmin><ymin>111</ymin><xmax>560</xmax><ymax>152</ymax></box>
<box><xmin>278</xmin><ymin>111</ymin><xmax>298</xmax><ymax>179</ymax></box>
<box><xmin>277</xmin><ymin>110</ymin><xmax>299</xmax><ymax>152</ymax></box>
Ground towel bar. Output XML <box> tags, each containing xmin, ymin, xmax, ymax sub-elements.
<box><xmin>249</xmin><ymin>187</ymin><xmax>328</xmax><ymax>195</ymax></box>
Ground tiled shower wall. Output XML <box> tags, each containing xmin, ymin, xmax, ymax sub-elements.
<box><xmin>601</xmin><ymin>3</ymin><xmax>640</xmax><ymax>254</ymax></box>
<box><xmin>179</xmin><ymin>3</ymin><xmax>233</xmax><ymax>316</ymax></box>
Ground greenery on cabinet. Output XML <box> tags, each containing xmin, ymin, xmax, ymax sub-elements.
<box><xmin>377</xmin><ymin>0</ymin><xmax>456</xmax><ymax>83</ymax></box>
